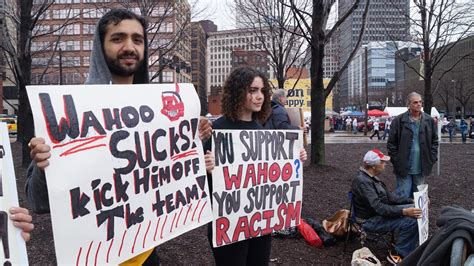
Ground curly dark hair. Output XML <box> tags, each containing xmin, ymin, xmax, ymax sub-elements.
<box><xmin>221</xmin><ymin>66</ymin><xmax>271</xmax><ymax>123</ymax></box>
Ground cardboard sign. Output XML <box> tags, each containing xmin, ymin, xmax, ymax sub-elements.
<box><xmin>414</xmin><ymin>184</ymin><xmax>429</xmax><ymax>245</ymax></box>
<box><xmin>286</xmin><ymin>108</ymin><xmax>303</xmax><ymax>128</ymax></box>
<box><xmin>27</xmin><ymin>84</ymin><xmax>213</xmax><ymax>265</ymax></box>
<box><xmin>0</xmin><ymin>123</ymin><xmax>28</xmax><ymax>265</ymax></box>
<box><xmin>211</xmin><ymin>129</ymin><xmax>303</xmax><ymax>247</ymax></box>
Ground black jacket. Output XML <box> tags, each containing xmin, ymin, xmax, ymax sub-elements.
<box><xmin>401</xmin><ymin>206</ymin><xmax>474</xmax><ymax>266</ymax></box>
<box><xmin>351</xmin><ymin>168</ymin><xmax>412</xmax><ymax>219</ymax></box>
<box><xmin>387</xmin><ymin>111</ymin><xmax>438</xmax><ymax>177</ymax></box>
<box><xmin>264</xmin><ymin>101</ymin><xmax>299</xmax><ymax>130</ymax></box>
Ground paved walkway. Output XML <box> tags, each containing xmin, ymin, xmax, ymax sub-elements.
<box><xmin>310</xmin><ymin>130</ymin><xmax>474</xmax><ymax>144</ymax></box>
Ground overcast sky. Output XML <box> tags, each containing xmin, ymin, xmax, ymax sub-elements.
<box><xmin>192</xmin><ymin>0</ymin><xmax>339</xmax><ymax>31</ymax></box>
<box><xmin>192</xmin><ymin>0</ymin><xmax>236</xmax><ymax>30</ymax></box>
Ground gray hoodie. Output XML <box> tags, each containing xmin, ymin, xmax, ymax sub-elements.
<box><xmin>26</xmin><ymin>16</ymin><xmax>150</xmax><ymax>213</ymax></box>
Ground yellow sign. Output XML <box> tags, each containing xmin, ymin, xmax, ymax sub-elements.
<box><xmin>270</xmin><ymin>79</ymin><xmax>333</xmax><ymax>112</ymax></box>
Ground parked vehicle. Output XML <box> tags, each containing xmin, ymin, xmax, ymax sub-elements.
<box><xmin>0</xmin><ymin>116</ymin><xmax>17</xmax><ymax>135</ymax></box>
<box><xmin>356</xmin><ymin>119</ymin><xmax>386</xmax><ymax>132</ymax></box>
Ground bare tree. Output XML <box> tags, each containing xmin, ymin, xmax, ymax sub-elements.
<box><xmin>435</xmin><ymin>81</ymin><xmax>453</xmax><ymax>116</ymax></box>
<box><xmin>0</xmin><ymin>0</ymin><xmax>56</xmax><ymax>165</ymax></box>
<box><xmin>235</xmin><ymin>0</ymin><xmax>307</xmax><ymax>89</ymax></box>
<box><xmin>115</xmin><ymin>0</ymin><xmax>199</xmax><ymax>82</ymax></box>
<box><xmin>391</xmin><ymin>0</ymin><xmax>474</xmax><ymax>114</ymax></box>
<box><xmin>452</xmin><ymin>75</ymin><xmax>474</xmax><ymax>118</ymax></box>
<box><xmin>283</xmin><ymin>0</ymin><xmax>370</xmax><ymax>165</ymax></box>
<box><xmin>350</xmin><ymin>94</ymin><xmax>365</xmax><ymax>112</ymax></box>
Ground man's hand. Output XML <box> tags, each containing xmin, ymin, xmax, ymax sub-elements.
<box><xmin>29</xmin><ymin>137</ymin><xmax>51</xmax><ymax>170</ymax></box>
<box><xmin>199</xmin><ymin>117</ymin><xmax>212</xmax><ymax>140</ymax></box>
<box><xmin>402</xmin><ymin>207</ymin><xmax>422</xmax><ymax>219</ymax></box>
<box><xmin>9</xmin><ymin>207</ymin><xmax>34</xmax><ymax>242</ymax></box>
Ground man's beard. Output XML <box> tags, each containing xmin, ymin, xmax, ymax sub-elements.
<box><xmin>106</xmin><ymin>51</ymin><xmax>143</xmax><ymax>77</ymax></box>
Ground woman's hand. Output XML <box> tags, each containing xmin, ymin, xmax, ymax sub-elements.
<box><xmin>204</xmin><ymin>150</ymin><xmax>215</xmax><ymax>173</ymax></box>
<box><xmin>299</xmin><ymin>148</ymin><xmax>307</xmax><ymax>161</ymax></box>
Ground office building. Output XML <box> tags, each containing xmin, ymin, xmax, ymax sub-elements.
<box><xmin>399</xmin><ymin>35</ymin><xmax>474</xmax><ymax>117</ymax></box>
<box><xmin>207</xmin><ymin>28</ymin><xmax>275</xmax><ymax>96</ymax></box>
<box><xmin>338</xmin><ymin>0</ymin><xmax>410</xmax><ymax>108</ymax></box>
<box><xmin>191</xmin><ymin>21</ymin><xmax>209</xmax><ymax>115</ymax></box>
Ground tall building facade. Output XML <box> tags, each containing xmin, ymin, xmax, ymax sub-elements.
<box><xmin>231</xmin><ymin>49</ymin><xmax>270</xmax><ymax>74</ymax></box>
<box><xmin>207</xmin><ymin>28</ymin><xmax>275</xmax><ymax>95</ymax></box>
<box><xmin>0</xmin><ymin>0</ymin><xmax>5</xmax><ymax>113</ymax></box>
<box><xmin>399</xmin><ymin>36</ymin><xmax>474</xmax><ymax>117</ymax></box>
<box><xmin>191</xmin><ymin>21</ymin><xmax>208</xmax><ymax>115</ymax></box>
<box><xmin>338</xmin><ymin>0</ymin><xmax>410</xmax><ymax>108</ymax></box>
<box><xmin>31</xmin><ymin>0</ymin><xmax>192</xmax><ymax>86</ymax></box>
<box><xmin>348</xmin><ymin>41</ymin><xmax>413</xmax><ymax>107</ymax></box>
<box><xmin>0</xmin><ymin>0</ymin><xmax>17</xmax><ymax>114</ymax></box>
<box><xmin>394</xmin><ymin>46</ymin><xmax>422</xmax><ymax>105</ymax></box>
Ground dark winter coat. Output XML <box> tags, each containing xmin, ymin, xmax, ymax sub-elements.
<box><xmin>387</xmin><ymin>111</ymin><xmax>439</xmax><ymax>177</ymax></box>
<box><xmin>401</xmin><ymin>206</ymin><xmax>474</xmax><ymax>266</ymax></box>
<box><xmin>264</xmin><ymin>101</ymin><xmax>300</xmax><ymax>129</ymax></box>
<box><xmin>351</xmin><ymin>168</ymin><xmax>412</xmax><ymax>220</ymax></box>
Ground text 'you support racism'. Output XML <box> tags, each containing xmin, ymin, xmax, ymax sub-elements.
<box><xmin>212</xmin><ymin>130</ymin><xmax>302</xmax><ymax>246</ymax></box>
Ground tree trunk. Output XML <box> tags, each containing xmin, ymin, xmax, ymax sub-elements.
<box><xmin>423</xmin><ymin>61</ymin><xmax>433</xmax><ymax>115</ymax></box>
<box><xmin>277</xmin><ymin>65</ymin><xmax>285</xmax><ymax>90</ymax></box>
<box><xmin>17</xmin><ymin>0</ymin><xmax>35</xmax><ymax>166</ymax></box>
<box><xmin>310</xmin><ymin>25</ymin><xmax>326</xmax><ymax>165</ymax></box>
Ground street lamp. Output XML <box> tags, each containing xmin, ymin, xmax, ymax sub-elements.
<box><xmin>451</xmin><ymin>79</ymin><xmax>456</xmax><ymax>117</ymax></box>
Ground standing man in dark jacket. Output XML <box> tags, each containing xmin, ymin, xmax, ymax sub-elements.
<box><xmin>264</xmin><ymin>89</ymin><xmax>300</xmax><ymax>129</ymax></box>
<box><xmin>387</xmin><ymin>92</ymin><xmax>438</xmax><ymax>199</ymax></box>
<box><xmin>352</xmin><ymin>149</ymin><xmax>421</xmax><ymax>263</ymax></box>
<box><xmin>25</xmin><ymin>9</ymin><xmax>211</xmax><ymax>265</ymax></box>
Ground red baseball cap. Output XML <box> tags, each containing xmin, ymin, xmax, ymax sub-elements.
<box><xmin>363</xmin><ymin>149</ymin><xmax>390</xmax><ymax>165</ymax></box>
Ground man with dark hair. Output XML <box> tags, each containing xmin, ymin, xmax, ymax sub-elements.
<box><xmin>26</xmin><ymin>9</ymin><xmax>211</xmax><ymax>265</ymax></box>
<box><xmin>352</xmin><ymin>149</ymin><xmax>421</xmax><ymax>264</ymax></box>
<box><xmin>387</xmin><ymin>92</ymin><xmax>438</xmax><ymax>198</ymax></box>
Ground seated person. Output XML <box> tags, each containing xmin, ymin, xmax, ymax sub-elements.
<box><xmin>351</xmin><ymin>149</ymin><xmax>422</xmax><ymax>264</ymax></box>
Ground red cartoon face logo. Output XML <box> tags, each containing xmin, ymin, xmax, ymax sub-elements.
<box><xmin>161</xmin><ymin>84</ymin><xmax>184</xmax><ymax>121</ymax></box>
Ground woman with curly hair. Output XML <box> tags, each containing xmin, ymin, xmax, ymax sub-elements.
<box><xmin>207</xmin><ymin>66</ymin><xmax>307</xmax><ymax>265</ymax></box>
<box><xmin>219</xmin><ymin>66</ymin><xmax>272</xmax><ymax>125</ymax></box>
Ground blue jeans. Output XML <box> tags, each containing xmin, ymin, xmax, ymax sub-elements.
<box><xmin>449</xmin><ymin>130</ymin><xmax>455</xmax><ymax>142</ymax></box>
<box><xmin>382</xmin><ymin>128</ymin><xmax>390</xmax><ymax>140</ymax></box>
<box><xmin>362</xmin><ymin>215</ymin><xmax>418</xmax><ymax>257</ymax></box>
<box><xmin>396</xmin><ymin>174</ymin><xmax>425</xmax><ymax>199</ymax></box>
<box><xmin>395</xmin><ymin>175</ymin><xmax>425</xmax><ymax>199</ymax></box>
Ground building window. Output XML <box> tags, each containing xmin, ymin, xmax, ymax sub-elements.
<box><xmin>83</xmin><ymin>40</ymin><xmax>93</xmax><ymax>50</ymax></box>
<box><xmin>83</xmin><ymin>57</ymin><xmax>90</xmax><ymax>66</ymax></box>
<box><xmin>158</xmin><ymin>22</ymin><xmax>173</xmax><ymax>33</ymax></box>
<box><xmin>83</xmin><ymin>24</ymin><xmax>95</xmax><ymax>34</ymax></box>
<box><xmin>162</xmin><ymin>71</ymin><xmax>174</xmax><ymax>82</ymax></box>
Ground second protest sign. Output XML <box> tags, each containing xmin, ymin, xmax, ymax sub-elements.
<box><xmin>211</xmin><ymin>129</ymin><xmax>303</xmax><ymax>247</ymax></box>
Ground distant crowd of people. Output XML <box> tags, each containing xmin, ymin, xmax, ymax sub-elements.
<box><xmin>328</xmin><ymin>111</ymin><xmax>473</xmax><ymax>143</ymax></box>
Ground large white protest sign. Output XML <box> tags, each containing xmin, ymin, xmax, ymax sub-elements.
<box><xmin>0</xmin><ymin>123</ymin><xmax>28</xmax><ymax>265</ymax></box>
<box><xmin>211</xmin><ymin>129</ymin><xmax>303</xmax><ymax>247</ymax></box>
<box><xmin>27</xmin><ymin>84</ymin><xmax>213</xmax><ymax>264</ymax></box>
<box><xmin>414</xmin><ymin>184</ymin><xmax>429</xmax><ymax>245</ymax></box>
